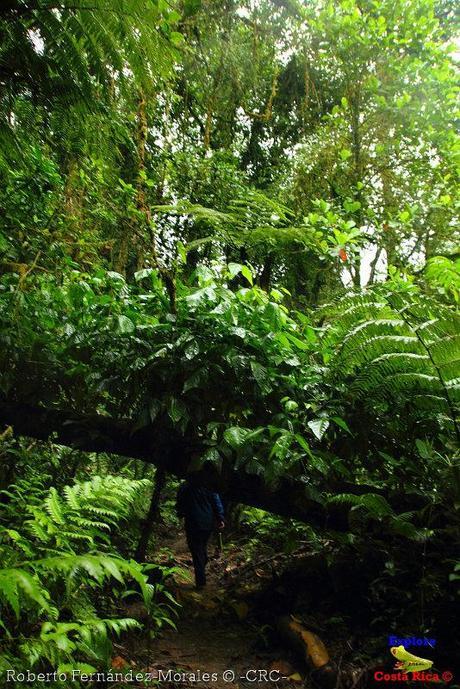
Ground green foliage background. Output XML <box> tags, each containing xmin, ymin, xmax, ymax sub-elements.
<box><xmin>0</xmin><ymin>0</ymin><xmax>459</xmax><ymax>679</ymax></box>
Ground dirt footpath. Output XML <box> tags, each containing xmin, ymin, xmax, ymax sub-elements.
<box><xmin>124</xmin><ymin>532</ymin><xmax>302</xmax><ymax>688</ymax></box>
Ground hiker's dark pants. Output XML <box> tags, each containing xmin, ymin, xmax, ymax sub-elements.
<box><xmin>185</xmin><ymin>528</ymin><xmax>212</xmax><ymax>587</ymax></box>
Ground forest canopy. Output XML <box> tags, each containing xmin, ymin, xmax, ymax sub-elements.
<box><xmin>0</xmin><ymin>0</ymin><xmax>459</xmax><ymax>684</ymax></box>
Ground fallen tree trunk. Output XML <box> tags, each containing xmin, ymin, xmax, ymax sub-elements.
<box><xmin>0</xmin><ymin>399</ymin><xmax>349</xmax><ymax>528</ymax></box>
<box><xmin>0</xmin><ymin>399</ymin><xmax>423</xmax><ymax>529</ymax></box>
<box><xmin>277</xmin><ymin>615</ymin><xmax>338</xmax><ymax>689</ymax></box>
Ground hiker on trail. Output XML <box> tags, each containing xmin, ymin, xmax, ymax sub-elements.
<box><xmin>176</xmin><ymin>464</ymin><xmax>225</xmax><ymax>590</ymax></box>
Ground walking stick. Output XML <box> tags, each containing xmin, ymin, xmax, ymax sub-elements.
<box><xmin>214</xmin><ymin>530</ymin><xmax>223</xmax><ymax>560</ymax></box>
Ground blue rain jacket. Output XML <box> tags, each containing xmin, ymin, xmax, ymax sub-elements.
<box><xmin>176</xmin><ymin>483</ymin><xmax>224</xmax><ymax>531</ymax></box>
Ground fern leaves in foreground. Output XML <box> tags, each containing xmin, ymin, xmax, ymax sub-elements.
<box><xmin>0</xmin><ymin>474</ymin><xmax>177</xmax><ymax>674</ymax></box>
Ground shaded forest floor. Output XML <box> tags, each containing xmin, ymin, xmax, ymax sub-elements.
<box><xmin>119</xmin><ymin>526</ymin><xmax>373</xmax><ymax>689</ymax></box>
<box><xmin>119</xmin><ymin>525</ymin><xmax>458</xmax><ymax>689</ymax></box>
<box><xmin>123</xmin><ymin>528</ymin><xmax>312</xmax><ymax>688</ymax></box>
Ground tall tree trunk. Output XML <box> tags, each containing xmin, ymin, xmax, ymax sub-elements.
<box><xmin>351</xmin><ymin>257</ymin><xmax>361</xmax><ymax>287</ymax></box>
<box><xmin>113</xmin><ymin>232</ymin><xmax>130</xmax><ymax>275</ymax></box>
<box><xmin>135</xmin><ymin>90</ymin><xmax>177</xmax><ymax>312</ymax></box>
<box><xmin>113</xmin><ymin>90</ymin><xmax>151</xmax><ymax>276</ymax></box>
<box><xmin>260</xmin><ymin>253</ymin><xmax>274</xmax><ymax>291</ymax></box>
<box><xmin>203</xmin><ymin>50</ymin><xmax>226</xmax><ymax>152</ymax></box>
<box><xmin>135</xmin><ymin>89</ymin><xmax>150</xmax><ymax>270</ymax></box>
<box><xmin>368</xmin><ymin>246</ymin><xmax>383</xmax><ymax>285</ymax></box>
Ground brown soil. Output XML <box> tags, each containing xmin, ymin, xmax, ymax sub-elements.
<box><xmin>122</xmin><ymin>530</ymin><xmax>303</xmax><ymax>689</ymax></box>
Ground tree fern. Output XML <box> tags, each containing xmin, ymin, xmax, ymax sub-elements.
<box><xmin>1</xmin><ymin>0</ymin><xmax>177</xmax><ymax>94</ymax></box>
<box><xmin>0</xmin><ymin>0</ymin><xmax>180</xmax><ymax>162</ymax></box>
<box><xmin>321</xmin><ymin>287</ymin><xmax>460</xmax><ymax>439</ymax></box>
<box><xmin>154</xmin><ymin>190</ymin><xmax>324</xmax><ymax>259</ymax></box>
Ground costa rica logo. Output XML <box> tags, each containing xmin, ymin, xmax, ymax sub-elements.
<box><xmin>390</xmin><ymin>645</ymin><xmax>433</xmax><ymax>672</ymax></box>
<box><xmin>373</xmin><ymin>638</ymin><xmax>453</xmax><ymax>682</ymax></box>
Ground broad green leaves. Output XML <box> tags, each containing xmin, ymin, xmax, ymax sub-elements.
<box><xmin>224</xmin><ymin>427</ymin><xmax>253</xmax><ymax>449</ymax></box>
<box><xmin>425</xmin><ymin>255</ymin><xmax>460</xmax><ymax>302</ymax></box>
<box><xmin>227</xmin><ymin>263</ymin><xmax>254</xmax><ymax>285</ymax></box>
<box><xmin>308</xmin><ymin>418</ymin><xmax>330</xmax><ymax>441</ymax></box>
<box><xmin>0</xmin><ymin>267</ymin><xmax>328</xmax><ymax>486</ymax></box>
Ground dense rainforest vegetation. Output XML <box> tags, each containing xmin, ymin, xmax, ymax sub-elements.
<box><xmin>0</xmin><ymin>0</ymin><xmax>459</xmax><ymax>686</ymax></box>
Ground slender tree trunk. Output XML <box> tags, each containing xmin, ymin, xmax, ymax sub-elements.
<box><xmin>113</xmin><ymin>232</ymin><xmax>129</xmax><ymax>274</ymax></box>
<box><xmin>135</xmin><ymin>89</ymin><xmax>150</xmax><ymax>271</ymax></box>
<box><xmin>134</xmin><ymin>467</ymin><xmax>167</xmax><ymax>562</ymax></box>
<box><xmin>349</xmin><ymin>84</ymin><xmax>363</xmax><ymax>289</ymax></box>
<box><xmin>352</xmin><ymin>257</ymin><xmax>361</xmax><ymax>287</ymax></box>
<box><xmin>113</xmin><ymin>91</ymin><xmax>150</xmax><ymax>276</ymax></box>
<box><xmin>368</xmin><ymin>246</ymin><xmax>383</xmax><ymax>285</ymax></box>
<box><xmin>203</xmin><ymin>51</ymin><xmax>225</xmax><ymax>152</ymax></box>
<box><xmin>135</xmin><ymin>91</ymin><xmax>177</xmax><ymax>312</ymax></box>
<box><xmin>310</xmin><ymin>265</ymin><xmax>326</xmax><ymax>306</ymax></box>
<box><xmin>424</xmin><ymin>229</ymin><xmax>432</xmax><ymax>262</ymax></box>
<box><xmin>63</xmin><ymin>156</ymin><xmax>83</xmax><ymax>258</ymax></box>
<box><xmin>203</xmin><ymin>101</ymin><xmax>214</xmax><ymax>152</ymax></box>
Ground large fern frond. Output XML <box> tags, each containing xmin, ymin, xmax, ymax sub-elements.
<box><xmin>321</xmin><ymin>289</ymin><xmax>460</xmax><ymax>436</ymax></box>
